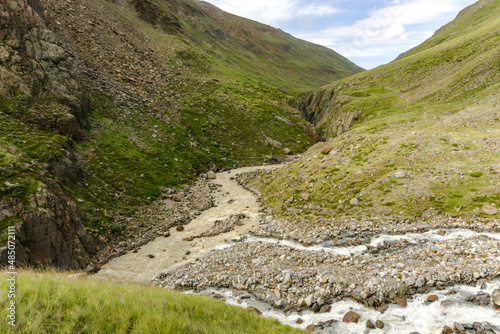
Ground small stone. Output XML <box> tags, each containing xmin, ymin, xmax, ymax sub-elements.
<box><xmin>171</xmin><ymin>194</ymin><xmax>182</xmax><ymax>202</ymax></box>
<box><xmin>284</xmin><ymin>148</ymin><xmax>292</xmax><ymax>155</ymax></box>
<box><xmin>4</xmin><ymin>181</ymin><xmax>19</xmax><ymax>189</ymax></box>
<box><xmin>298</xmin><ymin>298</ymin><xmax>307</xmax><ymax>307</ymax></box>
<box><xmin>396</xmin><ymin>298</ymin><xmax>407</xmax><ymax>308</ymax></box>
<box><xmin>438</xmin><ymin>230</ymin><xmax>446</xmax><ymax>236</ymax></box>
<box><xmin>300</xmin><ymin>192</ymin><xmax>311</xmax><ymax>201</ymax></box>
<box><xmin>183</xmin><ymin>237</ymin><xmax>194</xmax><ymax>241</ymax></box>
<box><xmin>248</xmin><ymin>306</ymin><xmax>261</xmax><ymax>315</ymax></box>
<box><xmin>305</xmin><ymin>294</ymin><xmax>314</xmax><ymax>307</ymax></box>
<box><xmin>176</xmin><ymin>225</ymin><xmax>185</xmax><ymax>232</ymax></box>
<box><xmin>443</xmin><ymin>325</ymin><xmax>453</xmax><ymax>334</ymax></box>
<box><xmin>319</xmin><ymin>305</ymin><xmax>331</xmax><ymax>313</ymax></box>
<box><xmin>454</xmin><ymin>322</ymin><xmax>465</xmax><ymax>332</ymax></box>
<box><xmin>118</xmin><ymin>241</ymin><xmax>127</xmax><ymax>247</ymax></box>
<box><xmin>317</xmin><ymin>297</ymin><xmax>325</xmax><ymax>306</ymax></box>
<box><xmin>416</xmin><ymin>275</ymin><xmax>426</xmax><ymax>287</ymax></box>
<box><xmin>147</xmin><ymin>254</ymin><xmax>155</xmax><ymax>258</ymax></box>
<box><xmin>376</xmin><ymin>320</ymin><xmax>385</xmax><ymax>329</ymax></box>
<box><xmin>312</xmin><ymin>303</ymin><xmax>320</xmax><ymax>312</ymax></box>
<box><xmin>305</xmin><ymin>324</ymin><xmax>315</xmax><ymax>332</ymax></box>
<box><xmin>207</xmin><ymin>171</ymin><xmax>216</xmax><ymax>179</ymax></box>
<box><xmin>427</xmin><ymin>295</ymin><xmax>438</xmax><ymax>303</ymax></box>
<box><xmin>320</xmin><ymin>276</ymin><xmax>329</xmax><ymax>284</ymax></box>
<box><xmin>125</xmin><ymin>225</ymin><xmax>139</xmax><ymax>232</ymax></box>
<box><xmin>492</xmin><ymin>289</ymin><xmax>500</xmax><ymax>307</ymax></box>
<box><xmin>343</xmin><ymin>311</ymin><xmax>361</xmax><ymax>323</ymax></box>
<box><xmin>395</xmin><ymin>170</ymin><xmax>406</xmax><ymax>178</ymax></box>
<box><xmin>350</xmin><ymin>198</ymin><xmax>359</xmax><ymax>205</ymax></box>
<box><xmin>296</xmin><ymin>318</ymin><xmax>303</xmax><ymax>324</ymax></box>
<box><xmin>378</xmin><ymin>303</ymin><xmax>388</xmax><ymax>313</ymax></box>
<box><xmin>366</xmin><ymin>320</ymin><xmax>376</xmax><ymax>329</ymax></box>
<box><xmin>473</xmin><ymin>322</ymin><xmax>484</xmax><ymax>330</ymax></box>
<box><xmin>321</xmin><ymin>144</ymin><xmax>333</xmax><ymax>154</ymax></box>
<box><xmin>481</xmin><ymin>204</ymin><xmax>499</xmax><ymax>215</ymax></box>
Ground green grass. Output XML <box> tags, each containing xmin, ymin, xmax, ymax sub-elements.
<box><xmin>254</xmin><ymin>0</ymin><xmax>500</xmax><ymax>221</ymax></box>
<box><xmin>0</xmin><ymin>270</ymin><xmax>302</xmax><ymax>334</ymax></box>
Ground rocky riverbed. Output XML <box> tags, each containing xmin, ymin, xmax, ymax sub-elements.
<box><xmin>95</xmin><ymin>165</ymin><xmax>282</xmax><ymax>283</ymax></box>
<box><xmin>96</xmin><ymin>165</ymin><xmax>500</xmax><ymax>332</ymax></box>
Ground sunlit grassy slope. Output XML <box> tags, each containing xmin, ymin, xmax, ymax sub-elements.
<box><xmin>255</xmin><ymin>0</ymin><xmax>500</xmax><ymax>221</ymax></box>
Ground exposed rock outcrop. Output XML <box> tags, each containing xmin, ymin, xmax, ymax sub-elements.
<box><xmin>18</xmin><ymin>181</ymin><xmax>96</xmax><ymax>269</ymax></box>
<box><xmin>0</xmin><ymin>0</ymin><xmax>95</xmax><ymax>269</ymax></box>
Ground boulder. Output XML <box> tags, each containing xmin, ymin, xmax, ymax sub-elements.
<box><xmin>343</xmin><ymin>311</ymin><xmax>361</xmax><ymax>323</ymax></box>
<box><xmin>481</xmin><ymin>204</ymin><xmax>499</xmax><ymax>215</ymax></box>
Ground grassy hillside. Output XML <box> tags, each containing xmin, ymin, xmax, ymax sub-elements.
<box><xmin>0</xmin><ymin>270</ymin><xmax>302</xmax><ymax>333</ymax></box>
<box><xmin>254</xmin><ymin>0</ymin><xmax>500</xmax><ymax>221</ymax></box>
<box><xmin>198</xmin><ymin>1</ymin><xmax>363</xmax><ymax>93</ymax></box>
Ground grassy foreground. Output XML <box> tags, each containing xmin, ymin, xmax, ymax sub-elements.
<box><xmin>0</xmin><ymin>270</ymin><xmax>302</xmax><ymax>334</ymax></box>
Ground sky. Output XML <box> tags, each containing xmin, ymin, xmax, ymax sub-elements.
<box><xmin>201</xmin><ymin>0</ymin><xmax>477</xmax><ymax>69</ymax></box>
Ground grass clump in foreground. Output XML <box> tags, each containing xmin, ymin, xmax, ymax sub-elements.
<box><xmin>0</xmin><ymin>270</ymin><xmax>302</xmax><ymax>334</ymax></box>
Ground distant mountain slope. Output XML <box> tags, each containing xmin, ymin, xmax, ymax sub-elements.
<box><xmin>129</xmin><ymin>0</ymin><xmax>363</xmax><ymax>93</ymax></box>
<box><xmin>198</xmin><ymin>1</ymin><xmax>364</xmax><ymax>92</ymax></box>
<box><xmin>0</xmin><ymin>0</ymin><xmax>362</xmax><ymax>268</ymax></box>
<box><xmin>255</xmin><ymin>0</ymin><xmax>500</xmax><ymax>221</ymax></box>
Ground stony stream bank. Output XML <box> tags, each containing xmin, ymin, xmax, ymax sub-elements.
<box><xmin>96</xmin><ymin>166</ymin><xmax>500</xmax><ymax>333</ymax></box>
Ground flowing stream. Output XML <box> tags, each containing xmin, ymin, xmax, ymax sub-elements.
<box><xmin>198</xmin><ymin>278</ymin><xmax>500</xmax><ymax>333</ymax></box>
<box><xmin>96</xmin><ymin>165</ymin><xmax>500</xmax><ymax>332</ymax></box>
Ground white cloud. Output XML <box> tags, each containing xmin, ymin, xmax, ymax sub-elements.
<box><xmin>297</xmin><ymin>0</ymin><xmax>476</xmax><ymax>68</ymax></box>
<box><xmin>201</xmin><ymin>0</ymin><xmax>476</xmax><ymax>69</ymax></box>
<box><xmin>201</xmin><ymin>0</ymin><xmax>340</xmax><ymax>25</ymax></box>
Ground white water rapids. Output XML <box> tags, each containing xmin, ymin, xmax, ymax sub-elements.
<box><xmin>211</xmin><ymin>228</ymin><xmax>500</xmax><ymax>258</ymax></box>
<box><xmin>196</xmin><ymin>229</ymin><xmax>500</xmax><ymax>333</ymax></box>
<box><xmin>199</xmin><ymin>278</ymin><xmax>500</xmax><ymax>333</ymax></box>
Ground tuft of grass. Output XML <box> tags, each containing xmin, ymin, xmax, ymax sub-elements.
<box><xmin>0</xmin><ymin>270</ymin><xmax>302</xmax><ymax>334</ymax></box>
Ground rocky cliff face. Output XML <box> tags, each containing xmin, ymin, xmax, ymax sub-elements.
<box><xmin>0</xmin><ymin>0</ymin><xmax>95</xmax><ymax>269</ymax></box>
<box><xmin>297</xmin><ymin>86</ymin><xmax>362</xmax><ymax>139</ymax></box>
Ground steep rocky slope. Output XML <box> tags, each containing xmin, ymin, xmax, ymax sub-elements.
<box><xmin>254</xmin><ymin>0</ymin><xmax>500</xmax><ymax>222</ymax></box>
<box><xmin>0</xmin><ymin>0</ymin><xmax>362</xmax><ymax>268</ymax></box>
